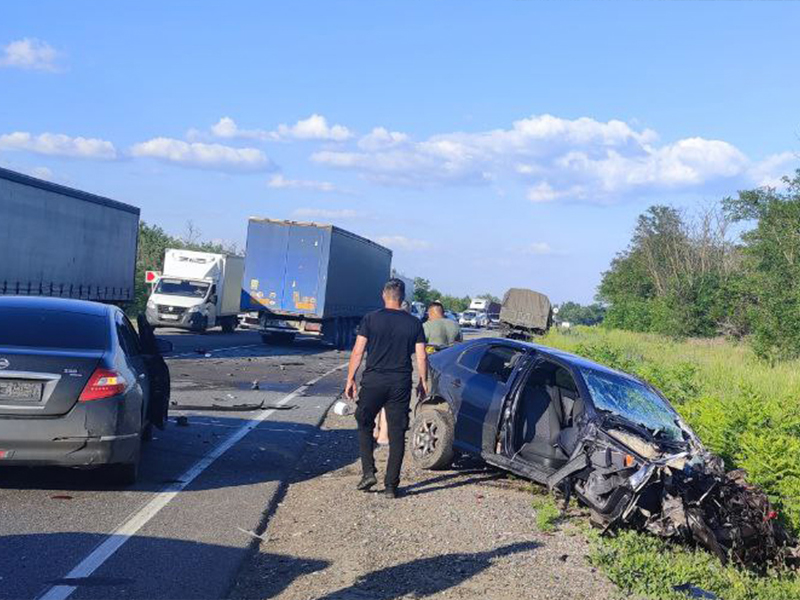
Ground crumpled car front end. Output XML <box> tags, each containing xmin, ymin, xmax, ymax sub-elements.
<box><xmin>566</xmin><ymin>418</ymin><xmax>799</xmax><ymax>571</ymax></box>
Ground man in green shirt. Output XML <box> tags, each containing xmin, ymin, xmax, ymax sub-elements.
<box><xmin>423</xmin><ymin>301</ymin><xmax>463</xmax><ymax>347</ymax></box>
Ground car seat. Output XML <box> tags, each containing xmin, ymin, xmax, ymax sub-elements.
<box><xmin>516</xmin><ymin>381</ymin><xmax>569</xmax><ymax>470</ymax></box>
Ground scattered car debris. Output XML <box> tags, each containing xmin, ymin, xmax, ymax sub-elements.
<box><xmin>170</xmin><ymin>401</ymin><xmax>297</xmax><ymax>411</ymax></box>
<box><xmin>412</xmin><ymin>337</ymin><xmax>800</xmax><ymax>571</ymax></box>
<box><xmin>251</xmin><ymin>380</ymin><xmax>260</xmax><ymax>390</ymax></box>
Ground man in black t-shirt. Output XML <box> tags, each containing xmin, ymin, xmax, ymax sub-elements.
<box><xmin>345</xmin><ymin>278</ymin><xmax>428</xmax><ymax>498</ymax></box>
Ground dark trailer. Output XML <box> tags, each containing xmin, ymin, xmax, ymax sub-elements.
<box><xmin>0</xmin><ymin>167</ymin><xmax>140</xmax><ymax>303</ymax></box>
<box><xmin>241</xmin><ymin>218</ymin><xmax>392</xmax><ymax>348</ymax></box>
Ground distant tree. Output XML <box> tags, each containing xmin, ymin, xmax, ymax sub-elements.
<box><xmin>724</xmin><ymin>169</ymin><xmax>800</xmax><ymax>360</ymax></box>
<box><xmin>475</xmin><ymin>292</ymin><xmax>501</xmax><ymax>304</ymax></box>
<box><xmin>556</xmin><ymin>301</ymin><xmax>606</xmax><ymax>326</ymax></box>
<box><xmin>597</xmin><ymin>204</ymin><xmax>744</xmax><ymax>338</ymax></box>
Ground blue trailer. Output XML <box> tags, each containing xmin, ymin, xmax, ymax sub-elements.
<box><xmin>240</xmin><ymin>218</ymin><xmax>392</xmax><ymax>347</ymax></box>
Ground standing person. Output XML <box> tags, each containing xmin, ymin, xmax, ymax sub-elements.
<box><xmin>423</xmin><ymin>301</ymin><xmax>463</xmax><ymax>347</ymax></box>
<box><xmin>345</xmin><ymin>278</ymin><xmax>428</xmax><ymax>498</ymax></box>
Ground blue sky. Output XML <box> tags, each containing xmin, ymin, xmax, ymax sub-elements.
<box><xmin>1</xmin><ymin>1</ymin><xmax>798</xmax><ymax>303</ymax></box>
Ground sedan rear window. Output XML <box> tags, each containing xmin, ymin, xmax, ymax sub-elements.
<box><xmin>0</xmin><ymin>308</ymin><xmax>109</xmax><ymax>350</ymax></box>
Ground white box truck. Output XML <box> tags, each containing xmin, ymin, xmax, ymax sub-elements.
<box><xmin>145</xmin><ymin>249</ymin><xmax>244</xmax><ymax>333</ymax></box>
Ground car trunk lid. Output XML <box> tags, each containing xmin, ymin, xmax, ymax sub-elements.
<box><xmin>0</xmin><ymin>348</ymin><xmax>104</xmax><ymax>416</ymax></box>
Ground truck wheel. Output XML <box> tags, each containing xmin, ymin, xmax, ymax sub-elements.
<box><xmin>221</xmin><ymin>316</ymin><xmax>236</xmax><ymax>334</ymax></box>
<box><xmin>261</xmin><ymin>332</ymin><xmax>296</xmax><ymax>345</ymax></box>
<box><xmin>410</xmin><ymin>408</ymin><xmax>455</xmax><ymax>470</ymax></box>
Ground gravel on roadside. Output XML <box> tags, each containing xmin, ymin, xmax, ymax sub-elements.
<box><xmin>229</xmin><ymin>406</ymin><xmax>618</xmax><ymax>600</ymax></box>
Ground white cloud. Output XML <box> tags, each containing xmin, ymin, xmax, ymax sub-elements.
<box><xmin>276</xmin><ymin>114</ymin><xmax>352</xmax><ymax>141</ymax></box>
<box><xmin>291</xmin><ymin>208</ymin><xmax>363</xmax><ymax>220</ymax></box>
<box><xmin>0</xmin><ymin>38</ymin><xmax>59</xmax><ymax>71</ymax></box>
<box><xmin>375</xmin><ymin>235</ymin><xmax>432</xmax><ymax>251</ymax></box>
<box><xmin>204</xmin><ymin>114</ymin><xmax>352</xmax><ymax>143</ymax></box>
<box><xmin>523</xmin><ymin>242</ymin><xmax>554</xmax><ymax>255</ymax></box>
<box><xmin>312</xmin><ymin>113</ymin><xmax>766</xmax><ymax>201</ymax></box>
<box><xmin>749</xmin><ymin>151</ymin><xmax>800</xmax><ymax>187</ymax></box>
<box><xmin>268</xmin><ymin>174</ymin><xmax>336</xmax><ymax>192</ymax></box>
<box><xmin>208</xmin><ymin>116</ymin><xmax>272</xmax><ymax>141</ymax></box>
<box><xmin>130</xmin><ymin>137</ymin><xmax>273</xmax><ymax>171</ymax></box>
<box><xmin>0</xmin><ymin>132</ymin><xmax>116</xmax><ymax>159</ymax></box>
<box><xmin>358</xmin><ymin>127</ymin><xmax>409</xmax><ymax>150</ymax></box>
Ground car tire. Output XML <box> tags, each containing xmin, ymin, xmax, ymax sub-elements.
<box><xmin>410</xmin><ymin>407</ymin><xmax>455</xmax><ymax>470</ymax></box>
<box><xmin>104</xmin><ymin>457</ymin><xmax>139</xmax><ymax>486</ymax></box>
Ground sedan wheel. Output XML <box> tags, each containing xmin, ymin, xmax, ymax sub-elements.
<box><xmin>410</xmin><ymin>408</ymin><xmax>454</xmax><ymax>470</ymax></box>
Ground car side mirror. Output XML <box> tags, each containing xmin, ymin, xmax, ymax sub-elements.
<box><xmin>155</xmin><ymin>338</ymin><xmax>173</xmax><ymax>355</ymax></box>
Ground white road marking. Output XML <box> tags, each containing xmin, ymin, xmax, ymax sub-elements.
<box><xmin>168</xmin><ymin>343</ymin><xmax>261</xmax><ymax>359</ymax></box>
<box><xmin>37</xmin><ymin>362</ymin><xmax>348</xmax><ymax>600</ymax></box>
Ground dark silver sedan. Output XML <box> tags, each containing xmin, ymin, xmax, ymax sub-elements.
<box><xmin>0</xmin><ymin>297</ymin><xmax>171</xmax><ymax>484</ymax></box>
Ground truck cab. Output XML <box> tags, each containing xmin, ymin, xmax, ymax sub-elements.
<box><xmin>146</xmin><ymin>249</ymin><xmax>244</xmax><ymax>333</ymax></box>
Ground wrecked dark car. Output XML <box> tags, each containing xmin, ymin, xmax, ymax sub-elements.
<box><xmin>410</xmin><ymin>338</ymin><xmax>798</xmax><ymax>570</ymax></box>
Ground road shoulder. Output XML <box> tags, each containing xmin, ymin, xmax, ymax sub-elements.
<box><xmin>229</xmin><ymin>409</ymin><xmax>617</xmax><ymax>600</ymax></box>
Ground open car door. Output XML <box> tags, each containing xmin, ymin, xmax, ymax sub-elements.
<box><xmin>137</xmin><ymin>314</ymin><xmax>171</xmax><ymax>430</ymax></box>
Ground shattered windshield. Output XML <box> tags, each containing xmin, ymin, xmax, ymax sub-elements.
<box><xmin>579</xmin><ymin>367</ymin><xmax>684</xmax><ymax>442</ymax></box>
<box><xmin>155</xmin><ymin>279</ymin><xmax>210</xmax><ymax>298</ymax></box>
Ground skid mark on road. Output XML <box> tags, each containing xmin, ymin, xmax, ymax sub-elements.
<box><xmin>36</xmin><ymin>362</ymin><xmax>348</xmax><ymax>600</ymax></box>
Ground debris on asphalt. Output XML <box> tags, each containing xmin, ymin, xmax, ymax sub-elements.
<box><xmin>251</xmin><ymin>380</ymin><xmax>260</xmax><ymax>390</ymax></box>
<box><xmin>237</xmin><ymin>527</ymin><xmax>267</xmax><ymax>541</ymax></box>
<box><xmin>176</xmin><ymin>415</ymin><xmax>190</xmax><ymax>427</ymax></box>
<box><xmin>332</xmin><ymin>399</ymin><xmax>355</xmax><ymax>416</ymax></box>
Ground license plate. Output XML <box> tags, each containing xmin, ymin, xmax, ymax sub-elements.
<box><xmin>161</xmin><ymin>314</ymin><xmax>179</xmax><ymax>321</ymax></box>
<box><xmin>0</xmin><ymin>381</ymin><xmax>43</xmax><ymax>402</ymax></box>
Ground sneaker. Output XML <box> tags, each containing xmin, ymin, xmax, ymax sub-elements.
<box><xmin>356</xmin><ymin>474</ymin><xmax>377</xmax><ymax>491</ymax></box>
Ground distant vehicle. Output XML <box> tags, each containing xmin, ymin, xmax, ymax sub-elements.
<box><xmin>146</xmin><ymin>249</ymin><xmax>244</xmax><ymax>333</ymax></box>
<box><xmin>0</xmin><ymin>297</ymin><xmax>172</xmax><ymax>484</ymax></box>
<box><xmin>0</xmin><ymin>166</ymin><xmax>139</xmax><ymax>303</ymax></box>
<box><xmin>469</xmin><ymin>298</ymin><xmax>488</xmax><ymax>311</ymax></box>
<box><xmin>460</xmin><ymin>310</ymin><xmax>485</xmax><ymax>328</ymax></box>
<box><xmin>240</xmin><ymin>218</ymin><xmax>392</xmax><ymax>348</ymax></box>
<box><xmin>445</xmin><ymin>310</ymin><xmax>459</xmax><ymax>322</ymax></box>
<box><xmin>499</xmin><ymin>288</ymin><xmax>553</xmax><ymax>338</ymax></box>
<box><xmin>410</xmin><ymin>301</ymin><xmax>426</xmax><ymax>320</ymax></box>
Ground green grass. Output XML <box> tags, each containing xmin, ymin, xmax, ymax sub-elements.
<box><xmin>536</xmin><ymin>327</ymin><xmax>800</xmax><ymax>599</ymax></box>
<box><xmin>531</xmin><ymin>494</ymin><xmax>562</xmax><ymax>532</ymax></box>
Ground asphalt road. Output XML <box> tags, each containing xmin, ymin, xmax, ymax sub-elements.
<box><xmin>0</xmin><ymin>328</ymin><xmax>349</xmax><ymax>600</ymax></box>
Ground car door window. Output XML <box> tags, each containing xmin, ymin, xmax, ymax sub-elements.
<box><xmin>458</xmin><ymin>346</ymin><xmax>487</xmax><ymax>371</ymax></box>
<box><xmin>116</xmin><ymin>316</ymin><xmax>142</xmax><ymax>358</ymax></box>
<box><xmin>476</xmin><ymin>346</ymin><xmax>524</xmax><ymax>383</ymax></box>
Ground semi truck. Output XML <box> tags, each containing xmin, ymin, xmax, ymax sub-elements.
<box><xmin>145</xmin><ymin>249</ymin><xmax>244</xmax><ymax>333</ymax></box>
<box><xmin>240</xmin><ymin>218</ymin><xmax>392</xmax><ymax>348</ymax></box>
<box><xmin>499</xmin><ymin>288</ymin><xmax>553</xmax><ymax>338</ymax></box>
<box><xmin>0</xmin><ymin>166</ymin><xmax>139</xmax><ymax>302</ymax></box>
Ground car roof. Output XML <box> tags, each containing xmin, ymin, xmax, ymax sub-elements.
<box><xmin>469</xmin><ymin>336</ymin><xmax>639</xmax><ymax>381</ymax></box>
<box><xmin>0</xmin><ymin>296</ymin><xmax>114</xmax><ymax>317</ymax></box>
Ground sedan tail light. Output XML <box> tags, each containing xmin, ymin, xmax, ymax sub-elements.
<box><xmin>79</xmin><ymin>368</ymin><xmax>127</xmax><ymax>402</ymax></box>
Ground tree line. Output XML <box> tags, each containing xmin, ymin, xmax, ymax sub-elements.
<box><xmin>598</xmin><ymin>169</ymin><xmax>800</xmax><ymax>361</ymax></box>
